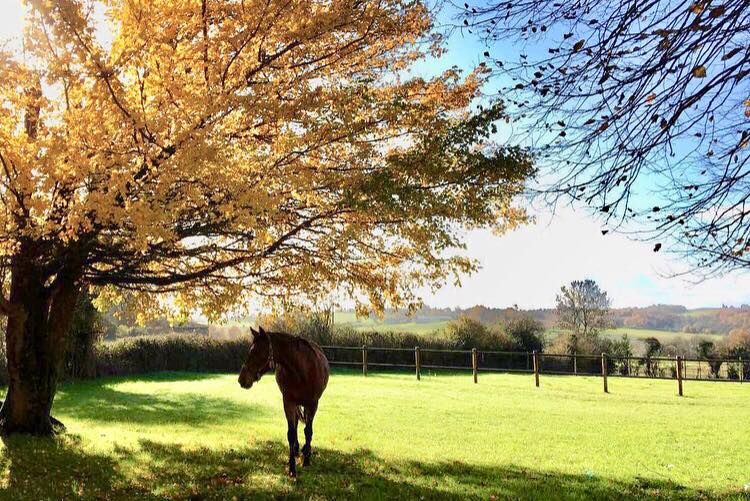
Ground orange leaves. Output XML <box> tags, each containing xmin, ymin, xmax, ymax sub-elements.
<box><xmin>0</xmin><ymin>0</ymin><xmax>533</xmax><ymax>317</ymax></box>
<box><xmin>692</xmin><ymin>66</ymin><xmax>707</xmax><ymax>78</ymax></box>
<box><xmin>688</xmin><ymin>2</ymin><xmax>705</xmax><ymax>15</ymax></box>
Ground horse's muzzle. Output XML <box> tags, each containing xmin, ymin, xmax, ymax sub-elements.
<box><xmin>238</xmin><ymin>376</ymin><xmax>253</xmax><ymax>389</ymax></box>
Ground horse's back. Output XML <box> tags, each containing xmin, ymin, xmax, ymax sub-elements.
<box><xmin>275</xmin><ymin>333</ymin><xmax>329</xmax><ymax>404</ymax></box>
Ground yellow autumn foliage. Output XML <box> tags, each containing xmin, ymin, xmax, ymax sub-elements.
<box><xmin>0</xmin><ymin>0</ymin><xmax>532</xmax><ymax>320</ymax></box>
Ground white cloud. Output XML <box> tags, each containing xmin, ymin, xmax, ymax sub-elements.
<box><xmin>423</xmin><ymin>206</ymin><xmax>750</xmax><ymax>309</ymax></box>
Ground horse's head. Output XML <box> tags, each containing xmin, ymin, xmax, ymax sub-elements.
<box><xmin>238</xmin><ymin>326</ymin><xmax>272</xmax><ymax>389</ymax></box>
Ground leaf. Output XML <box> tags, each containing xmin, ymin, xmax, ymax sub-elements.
<box><xmin>692</xmin><ymin>66</ymin><xmax>707</xmax><ymax>78</ymax></box>
<box><xmin>653</xmin><ymin>243</ymin><xmax>662</xmax><ymax>252</ymax></box>
<box><xmin>573</xmin><ymin>40</ymin><xmax>585</xmax><ymax>52</ymax></box>
<box><xmin>709</xmin><ymin>5</ymin><xmax>725</xmax><ymax>18</ymax></box>
<box><xmin>601</xmin><ymin>230</ymin><xmax>609</xmax><ymax>235</ymax></box>
<box><xmin>646</xmin><ymin>93</ymin><xmax>656</xmax><ymax>104</ymax></box>
<box><xmin>688</xmin><ymin>2</ymin><xmax>704</xmax><ymax>14</ymax></box>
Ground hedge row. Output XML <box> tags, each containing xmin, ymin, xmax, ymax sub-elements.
<box><xmin>93</xmin><ymin>335</ymin><xmax>250</xmax><ymax>377</ymax></box>
<box><xmin>0</xmin><ymin>317</ymin><xmax>542</xmax><ymax>385</ymax></box>
<box><xmin>0</xmin><ymin>335</ymin><xmax>251</xmax><ymax>387</ymax></box>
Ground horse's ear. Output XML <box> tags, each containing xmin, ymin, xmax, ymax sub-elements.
<box><xmin>258</xmin><ymin>326</ymin><xmax>267</xmax><ymax>337</ymax></box>
<box><xmin>250</xmin><ymin>326</ymin><xmax>259</xmax><ymax>337</ymax></box>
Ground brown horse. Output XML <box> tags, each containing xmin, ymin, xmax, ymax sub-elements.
<box><xmin>238</xmin><ymin>326</ymin><xmax>329</xmax><ymax>477</ymax></box>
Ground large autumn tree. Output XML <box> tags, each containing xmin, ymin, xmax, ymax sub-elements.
<box><xmin>0</xmin><ymin>0</ymin><xmax>532</xmax><ymax>434</ymax></box>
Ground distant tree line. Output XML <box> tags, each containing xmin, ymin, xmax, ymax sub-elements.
<box><xmin>370</xmin><ymin>303</ymin><xmax>750</xmax><ymax>335</ymax></box>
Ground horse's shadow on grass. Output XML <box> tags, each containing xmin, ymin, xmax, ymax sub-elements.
<box><xmin>0</xmin><ymin>434</ymin><xmax>718</xmax><ymax>501</ymax></box>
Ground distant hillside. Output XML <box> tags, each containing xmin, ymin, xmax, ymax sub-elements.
<box><xmin>338</xmin><ymin>304</ymin><xmax>750</xmax><ymax>336</ymax></box>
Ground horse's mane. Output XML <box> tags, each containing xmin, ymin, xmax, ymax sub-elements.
<box><xmin>268</xmin><ymin>330</ymin><xmax>321</xmax><ymax>354</ymax></box>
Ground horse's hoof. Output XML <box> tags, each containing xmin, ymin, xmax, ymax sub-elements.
<box><xmin>303</xmin><ymin>457</ymin><xmax>311</xmax><ymax>467</ymax></box>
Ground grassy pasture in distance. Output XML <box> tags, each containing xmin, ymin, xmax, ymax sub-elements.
<box><xmin>1</xmin><ymin>370</ymin><xmax>747</xmax><ymax>500</ymax></box>
<box><xmin>335</xmin><ymin>312</ymin><xmax>724</xmax><ymax>345</ymax></box>
<box><xmin>602</xmin><ymin>327</ymin><xmax>724</xmax><ymax>343</ymax></box>
<box><xmin>333</xmin><ymin>311</ymin><xmax>451</xmax><ymax>336</ymax></box>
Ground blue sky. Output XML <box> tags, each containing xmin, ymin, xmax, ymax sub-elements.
<box><xmin>409</xmin><ymin>12</ymin><xmax>750</xmax><ymax>309</ymax></box>
<box><xmin>2</xmin><ymin>2</ymin><xmax>749</xmax><ymax>309</ymax></box>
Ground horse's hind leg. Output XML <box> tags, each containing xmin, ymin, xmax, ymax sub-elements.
<box><xmin>301</xmin><ymin>401</ymin><xmax>318</xmax><ymax>467</ymax></box>
<box><xmin>283</xmin><ymin>398</ymin><xmax>299</xmax><ymax>477</ymax></box>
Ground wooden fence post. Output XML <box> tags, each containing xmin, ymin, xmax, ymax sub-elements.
<box><xmin>601</xmin><ymin>353</ymin><xmax>608</xmax><ymax>393</ymax></box>
<box><xmin>472</xmin><ymin>348</ymin><xmax>478</xmax><ymax>384</ymax></box>
<box><xmin>415</xmin><ymin>346</ymin><xmax>421</xmax><ymax>381</ymax></box>
<box><xmin>362</xmin><ymin>345</ymin><xmax>368</xmax><ymax>377</ymax></box>
<box><xmin>573</xmin><ymin>351</ymin><xmax>577</xmax><ymax>375</ymax></box>
<box><xmin>532</xmin><ymin>350</ymin><xmax>540</xmax><ymax>387</ymax></box>
<box><xmin>676</xmin><ymin>356</ymin><xmax>683</xmax><ymax>396</ymax></box>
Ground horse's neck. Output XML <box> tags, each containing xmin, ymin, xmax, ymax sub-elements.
<box><xmin>268</xmin><ymin>332</ymin><xmax>303</xmax><ymax>375</ymax></box>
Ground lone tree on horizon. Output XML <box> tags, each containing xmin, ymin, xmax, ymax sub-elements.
<box><xmin>555</xmin><ymin>279</ymin><xmax>612</xmax><ymax>341</ymax></box>
<box><xmin>461</xmin><ymin>0</ymin><xmax>750</xmax><ymax>275</ymax></box>
<box><xmin>0</xmin><ymin>0</ymin><xmax>533</xmax><ymax>435</ymax></box>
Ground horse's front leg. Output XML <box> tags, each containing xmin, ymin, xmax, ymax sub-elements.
<box><xmin>301</xmin><ymin>401</ymin><xmax>318</xmax><ymax>467</ymax></box>
<box><xmin>283</xmin><ymin>398</ymin><xmax>299</xmax><ymax>478</ymax></box>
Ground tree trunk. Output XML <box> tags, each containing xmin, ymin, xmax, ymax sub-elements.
<box><xmin>0</xmin><ymin>258</ymin><xmax>80</xmax><ymax>436</ymax></box>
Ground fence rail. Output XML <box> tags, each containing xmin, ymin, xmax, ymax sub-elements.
<box><xmin>320</xmin><ymin>345</ymin><xmax>748</xmax><ymax>396</ymax></box>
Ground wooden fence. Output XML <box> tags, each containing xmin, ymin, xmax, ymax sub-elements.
<box><xmin>321</xmin><ymin>345</ymin><xmax>749</xmax><ymax>397</ymax></box>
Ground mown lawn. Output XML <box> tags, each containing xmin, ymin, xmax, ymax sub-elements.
<box><xmin>0</xmin><ymin>370</ymin><xmax>748</xmax><ymax>500</ymax></box>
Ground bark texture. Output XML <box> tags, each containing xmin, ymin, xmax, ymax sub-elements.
<box><xmin>0</xmin><ymin>256</ymin><xmax>80</xmax><ymax>435</ymax></box>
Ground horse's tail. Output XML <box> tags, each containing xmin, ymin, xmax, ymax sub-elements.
<box><xmin>296</xmin><ymin>405</ymin><xmax>306</xmax><ymax>424</ymax></box>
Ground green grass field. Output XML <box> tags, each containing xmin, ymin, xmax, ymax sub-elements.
<box><xmin>601</xmin><ymin>327</ymin><xmax>724</xmax><ymax>343</ymax></box>
<box><xmin>336</xmin><ymin>313</ymin><xmax>723</xmax><ymax>344</ymax></box>
<box><xmin>1</xmin><ymin>371</ymin><xmax>748</xmax><ymax>500</ymax></box>
<box><xmin>334</xmin><ymin>311</ymin><xmax>450</xmax><ymax>335</ymax></box>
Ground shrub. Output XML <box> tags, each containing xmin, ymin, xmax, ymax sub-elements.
<box><xmin>443</xmin><ymin>317</ymin><xmax>515</xmax><ymax>351</ymax></box>
<box><xmin>606</xmin><ymin>334</ymin><xmax>634</xmax><ymax>375</ymax></box>
<box><xmin>503</xmin><ymin>316</ymin><xmax>545</xmax><ymax>352</ymax></box>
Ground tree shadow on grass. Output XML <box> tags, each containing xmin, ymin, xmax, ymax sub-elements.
<box><xmin>0</xmin><ymin>434</ymin><xmax>147</xmax><ymax>501</ymax></box>
<box><xmin>126</xmin><ymin>439</ymin><xmax>723</xmax><ymax>501</ymax></box>
<box><xmin>52</xmin><ymin>376</ymin><xmax>272</xmax><ymax>427</ymax></box>
<box><xmin>0</xmin><ymin>435</ymin><xmax>733</xmax><ymax>501</ymax></box>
